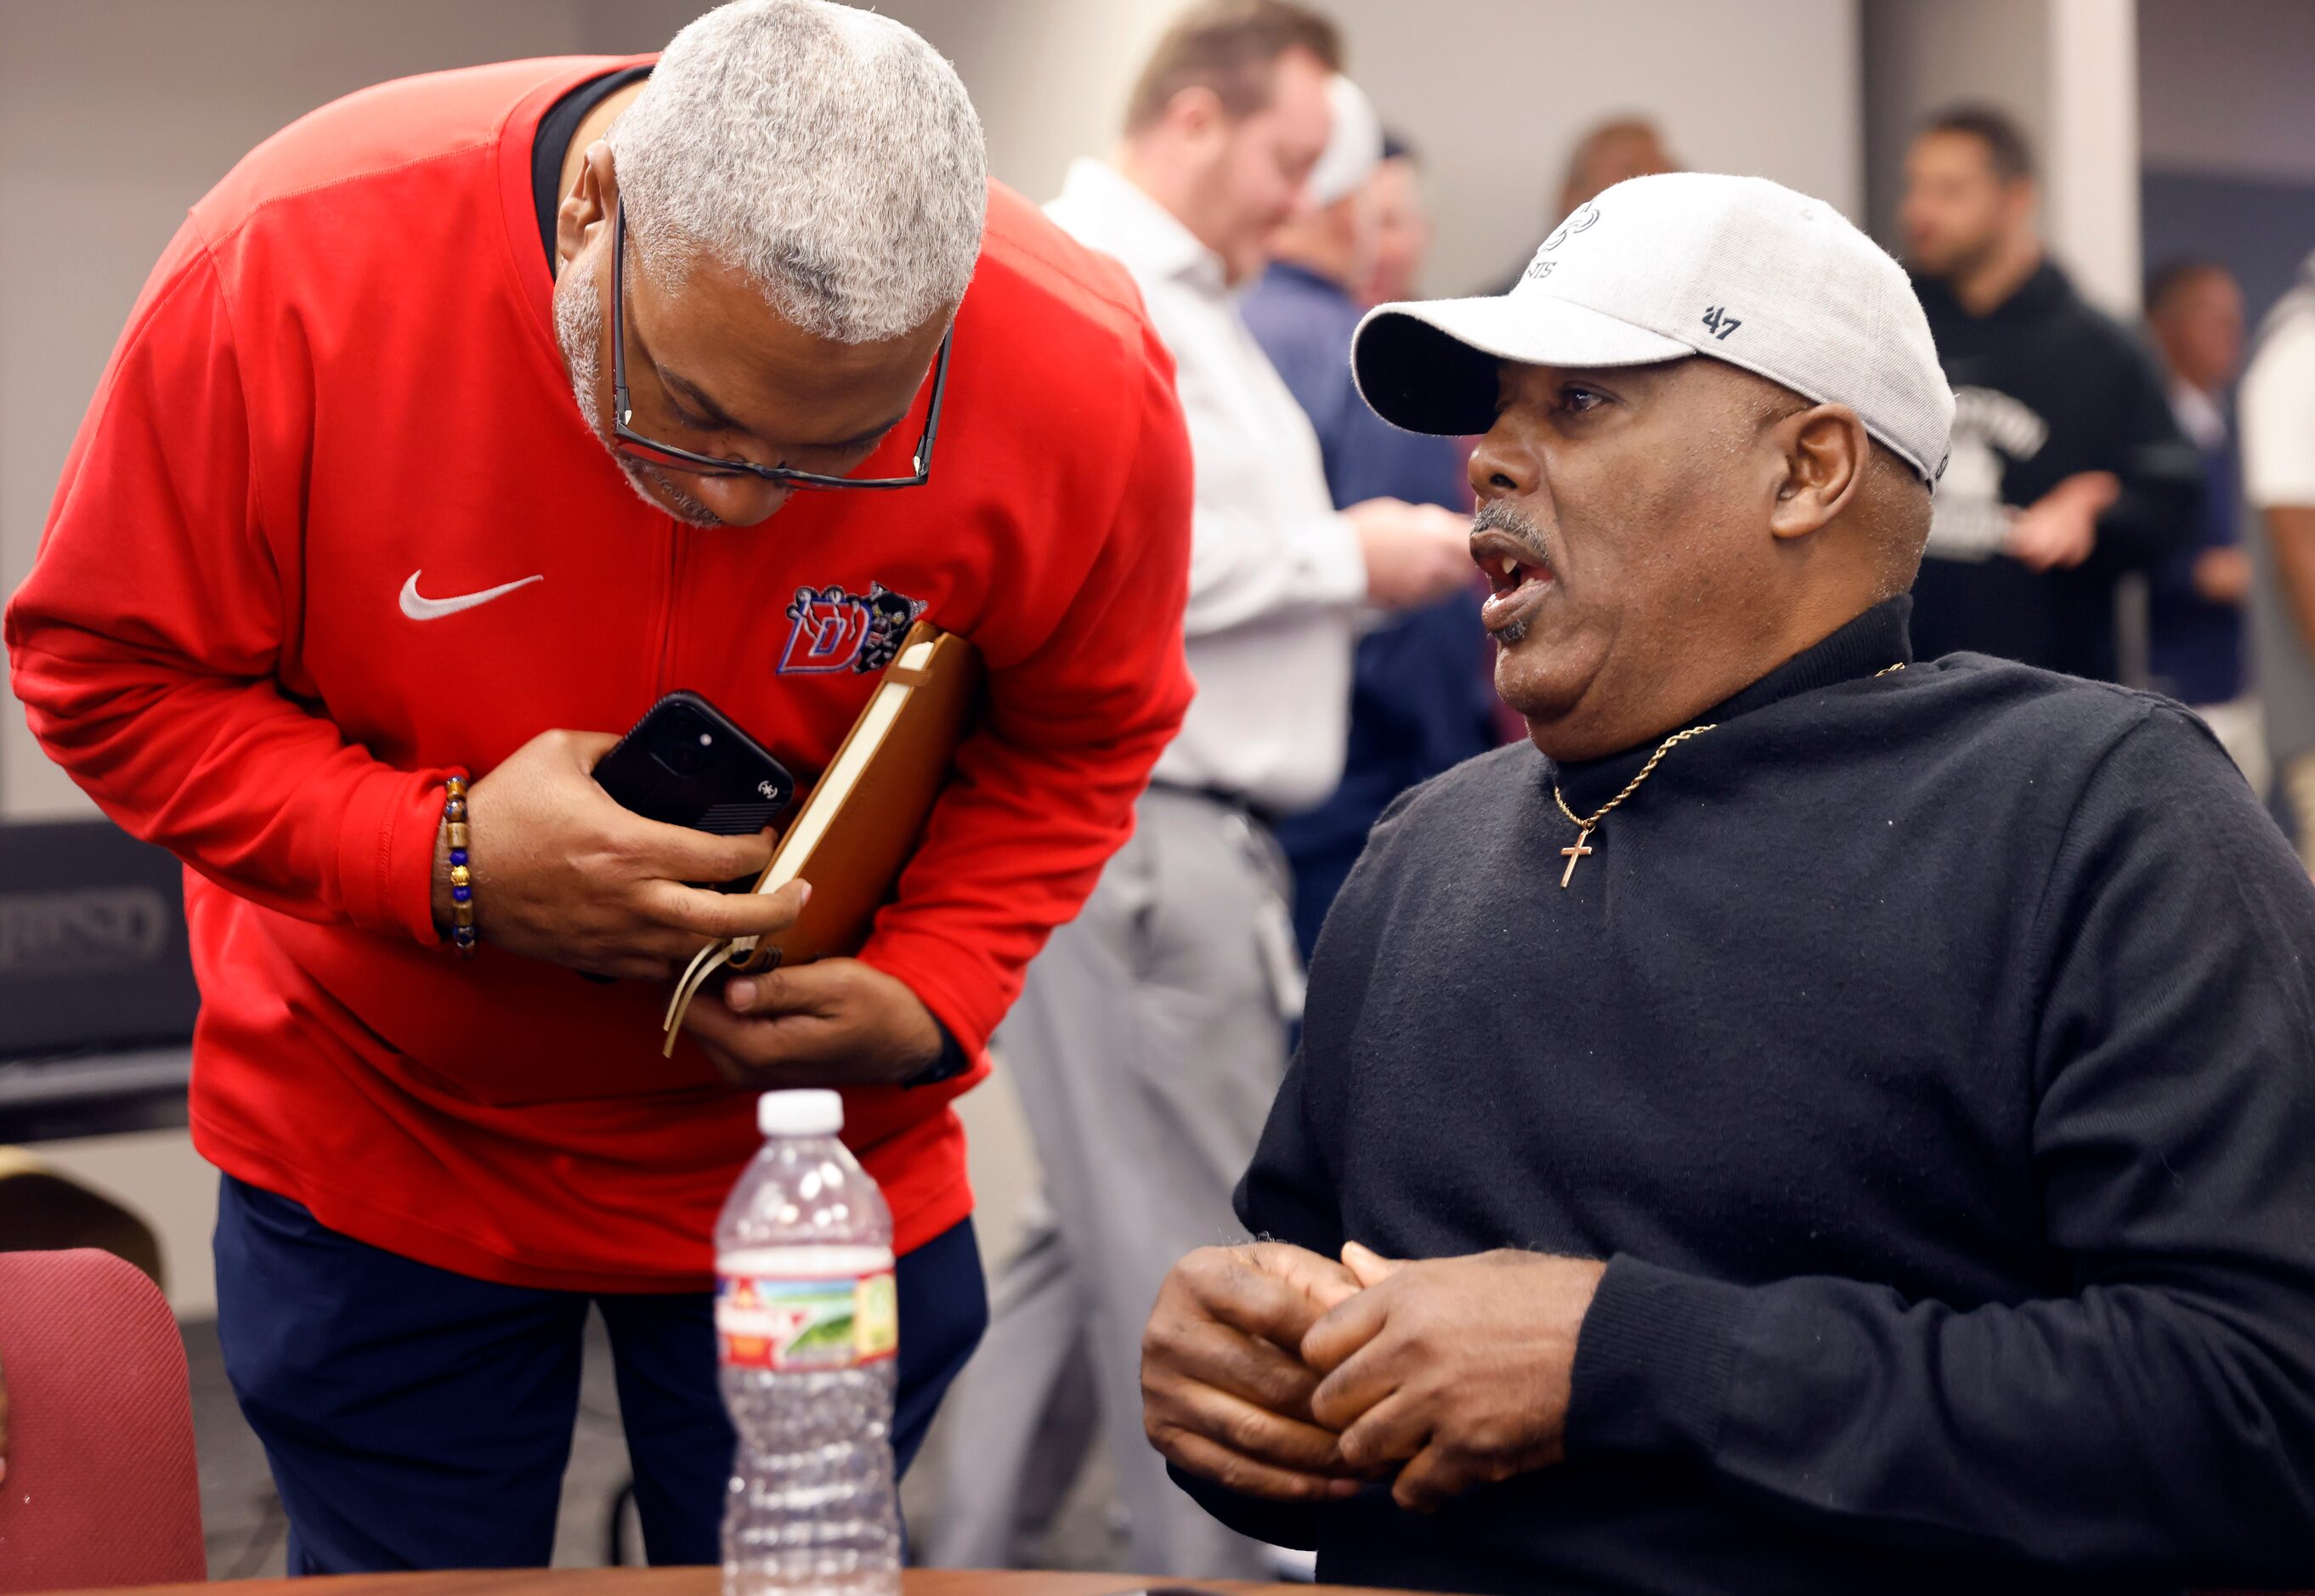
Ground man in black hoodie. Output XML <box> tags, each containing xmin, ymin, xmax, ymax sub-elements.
<box><xmin>1903</xmin><ymin>106</ymin><xmax>2200</xmax><ymax>682</ymax></box>
<box><xmin>1139</xmin><ymin>171</ymin><xmax>2315</xmax><ymax>1595</ymax></box>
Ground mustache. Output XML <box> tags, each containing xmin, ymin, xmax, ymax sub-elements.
<box><xmin>1471</xmin><ymin>500</ymin><xmax>1551</xmax><ymax>561</ymax></box>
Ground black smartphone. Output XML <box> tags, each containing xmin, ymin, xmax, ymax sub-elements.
<box><xmin>593</xmin><ymin>691</ymin><xmax>797</xmax><ymax>839</ymax></box>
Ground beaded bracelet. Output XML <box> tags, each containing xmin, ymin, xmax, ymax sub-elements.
<box><xmin>443</xmin><ymin>776</ymin><xmax>478</xmax><ymax>959</ymax></box>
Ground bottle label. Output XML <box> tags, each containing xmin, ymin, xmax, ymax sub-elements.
<box><xmin>716</xmin><ymin>1268</ymin><xmax>898</xmax><ymax>1371</ymax></box>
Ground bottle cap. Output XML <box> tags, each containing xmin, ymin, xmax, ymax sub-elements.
<box><xmin>757</xmin><ymin>1089</ymin><xmax>844</xmax><ymax>1138</ymax></box>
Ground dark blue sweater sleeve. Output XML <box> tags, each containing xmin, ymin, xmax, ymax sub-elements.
<box><xmin>2091</xmin><ymin>338</ymin><xmax>2205</xmax><ymax>571</ymax></box>
<box><xmin>1565</xmin><ymin>707</ymin><xmax>2315</xmax><ymax>1583</ymax></box>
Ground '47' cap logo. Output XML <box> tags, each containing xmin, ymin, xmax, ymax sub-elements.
<box><xmin>779</xmin><ymin>581</ymin><xmax>926</xmax><ymax>675</ymax></box>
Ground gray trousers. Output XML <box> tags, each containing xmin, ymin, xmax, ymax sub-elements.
<box><xmin>925</xmin><ymin>789</ymin><xmax>1294</xmax><ymax>1578</ymax></box>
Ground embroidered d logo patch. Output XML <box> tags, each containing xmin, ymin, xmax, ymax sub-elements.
<box><xmin>778</xmin><ymin>582</ymin><xmax>927</xmax><ymax>675</ymax></box>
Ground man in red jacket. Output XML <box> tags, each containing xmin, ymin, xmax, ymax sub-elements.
<box><xmin>4</xmin><ymin>0</ymin><xmax>1192</xmax><ymax>1571</ymax></box>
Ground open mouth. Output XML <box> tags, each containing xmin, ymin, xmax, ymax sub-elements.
<box><xmin>1472</xmin><ymin>529</ymin><xmax>1554</xmax><ymax>635</ymax></box>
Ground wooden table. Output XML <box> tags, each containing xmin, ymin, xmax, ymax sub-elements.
<box><xmin>95</xmin><ymin>1571</ymin><xmax>1412</xmax><ymax>1596</ymax></box>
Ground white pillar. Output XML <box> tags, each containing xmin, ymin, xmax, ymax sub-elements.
<box><xmin>2046</xmin><ymin>0</ymin><xmax>2142</xmax><ymax>314</ymax></box>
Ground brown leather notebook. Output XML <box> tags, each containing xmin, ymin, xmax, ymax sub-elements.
<box><xmin>663</xmin><ymin>621</ymin><xmax>981</xmax><ymax>1052</ymax></box>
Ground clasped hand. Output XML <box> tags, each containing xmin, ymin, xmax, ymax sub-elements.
<box><xmin>444</xmin><ymin>729</ymin><xmax>942</xmax><ymax>1086</ymax></box>
<box><xmin>1142</xmin><ymin>1241</ymin><xmax>1604</xmax><ymax>1514</ymax></box>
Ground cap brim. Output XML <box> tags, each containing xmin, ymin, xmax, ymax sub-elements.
<box><xmin>1352</xmin><ymin>295</ymin><xmax>1695</xmax><ymax>434</ymax></box>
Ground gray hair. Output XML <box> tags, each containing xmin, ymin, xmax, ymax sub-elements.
<box><xmin>609</xmin><ymin>0</ymin><xmax>988</xmax><ymax>343</ymax></box>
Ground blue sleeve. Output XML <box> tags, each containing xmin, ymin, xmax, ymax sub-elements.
<box><xmin>2089</xmin><ymin>340</ymin><xmax>2205</xmax><ymax>572</ymax></box>
<box><xmin>1242</xmin><ymin>280</ymin><xmax>1367</xmax><ymax>511</ymax></box>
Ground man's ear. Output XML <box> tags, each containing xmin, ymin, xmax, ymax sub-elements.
<box><xmin>554</xmin><ymin>142</ymin><xmax>619</xmax><ymax>280</ymax></box>
<box><xmin>1164</xmin><ymin>84</ymin><xmax>1230</xmax><ymax>160</ymax></box>
<box><xmin>1768</xmin><ymin>404</ymin><xmax>1869</xmax><ymax>542</ymax></box>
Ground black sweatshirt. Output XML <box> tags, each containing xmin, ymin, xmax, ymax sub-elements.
<box><xmin>1180</xmin><ymin>598</ymin><xmax>2315</xmax><ymax>1595</ymax></box>
<box><xmin>1909</xmin><ymin>262</ymin><xmax>2201</xmax><ymax>682</ymax></box>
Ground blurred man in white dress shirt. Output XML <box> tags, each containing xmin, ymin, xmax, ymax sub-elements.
<box><xmin>2244</xmin><ymin>251</ymin><xmax>2315</xmax><ymax>863</ymax></box>
<box><xmin>927</xmin><ymin>0</ymin><xmax>1469</xmax><ymax>1576</ymax></box>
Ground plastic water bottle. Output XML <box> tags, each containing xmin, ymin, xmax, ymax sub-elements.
<box><xmin>716</xmin><ymin>1089</ymin><xmax>900</xmax><ymax>1596</ymax></box>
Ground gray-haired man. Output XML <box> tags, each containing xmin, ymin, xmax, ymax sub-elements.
<box><xmin>7</xmin><ymin>0</ymin><xmax>1199</xmax><ymax>1569</ymax></box>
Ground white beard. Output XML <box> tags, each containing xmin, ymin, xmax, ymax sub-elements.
<box><xmin>552</xmin><ymin>263</ymin><xmax>725</xmax><ymax>528</ymax></box>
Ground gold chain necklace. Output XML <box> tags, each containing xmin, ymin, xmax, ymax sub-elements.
<box><xmin>1551</xmin><ymin>661</ymin><xmax>1906</xmax><ymax>888</ymax></box>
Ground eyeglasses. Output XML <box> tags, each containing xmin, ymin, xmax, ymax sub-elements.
<box><xmin>608</xmin><ymin>200</ymin><xmax>950</xmax><ymax>490</ymax></box>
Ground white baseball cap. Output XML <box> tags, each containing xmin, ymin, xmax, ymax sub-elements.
<box><xmin>1305</xmin><ymin>76</ymin><xmax>1384</xmax><ymax>209</ymax></box>
<box><xmin>1352</xmin><ymin>172</ymin><xmax>1955</xmax><ymax>482</ymax></box>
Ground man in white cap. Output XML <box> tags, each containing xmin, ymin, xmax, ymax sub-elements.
<box><xmin>1141</xmin><ymin>173</ymin><xmax>2315</xmax><ymax>1593</ymax></box>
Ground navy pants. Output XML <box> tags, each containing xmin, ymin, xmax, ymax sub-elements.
<box><xmin>213</xmin><ymin>1176</ymin><xmax>986</xmax><ymax>1572</ymax></box>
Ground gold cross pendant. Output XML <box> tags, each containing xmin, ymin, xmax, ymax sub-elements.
<box><xmin>1559</xmin><ymin>825</ymin><xmax>1595</xmax><ymax>888</ymax></box>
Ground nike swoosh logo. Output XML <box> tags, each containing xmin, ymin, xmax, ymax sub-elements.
<box><xmin>399</xmin><ymin>571</ymin><xmax>544</xmax><ymax>621</ymax></box>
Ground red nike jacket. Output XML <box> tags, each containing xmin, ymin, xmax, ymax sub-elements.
<box><xmin>4</xmin><ymin>57</ymin><xmax>1194</xmax><ymax>1292</ymax></box>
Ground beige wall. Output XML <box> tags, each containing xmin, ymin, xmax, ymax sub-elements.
<box><xmin>2138</xmin><ymin>0</ymin><xmax>2315</xmax><ymax>180</ymax></box>
<box><xmin>1333</xmin><ymin>0</ymin><xmax>1863</xmax><ymax>295</ymax></box>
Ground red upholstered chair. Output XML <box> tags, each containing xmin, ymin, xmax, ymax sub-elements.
<box><xmin>0</xmin><ymin>1248</ymin><xmax>205</xmax><ymax>1592</ymax></box>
